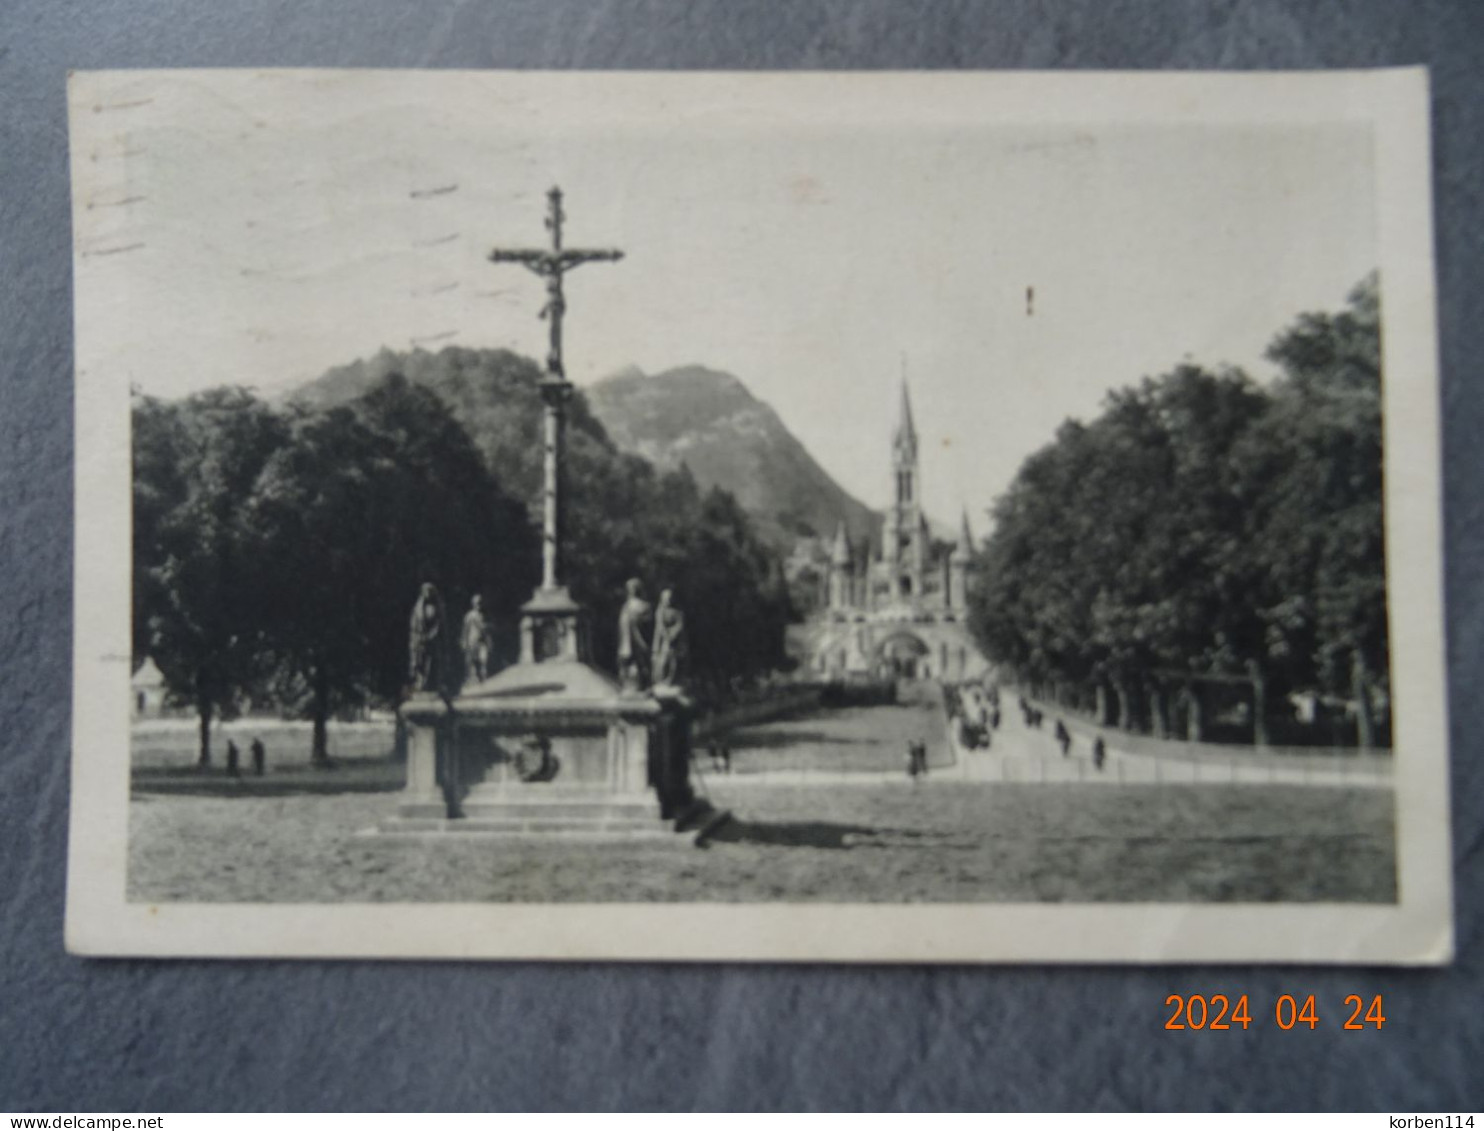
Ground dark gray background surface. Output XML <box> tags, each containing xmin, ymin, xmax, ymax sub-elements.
<box><xmin>1</xmin><ymin>0</ymin><xmax>1480</xmax><ymax>1112</ymax></box>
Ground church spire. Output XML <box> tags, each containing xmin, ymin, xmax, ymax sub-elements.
<box><xmin>954</xmin><ymin>508</ymin><xmax>974</xmax><ymax>559</ymax></box>
<box><xmin>893</xmin><ymin>376</ymin><xmax>918</xmax><ymax>460</ymax></box>
<box><xmin>948</xmin><ymin>508</ymin><xmax>972</xmax><ymax>611</ymax></box>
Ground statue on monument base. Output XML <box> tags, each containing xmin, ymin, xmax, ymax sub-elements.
<box><xmin>651</xmin><ymin>587</ymin><xmax>688</xmax><ymax>694</ymax></box>
<box><xmin>408</xmin><ymin>581</ymin><xmax>447</xmax><ymax>695</ymax></box>
<box><xmin>461</xmin><ymin>594</ymin><xmax>492</xmax><ymax>684</ymax></box>
<box><xmin>617</xmin><ymin>577</ymin><xmax>652</xmax><ymax>692</ymax></box>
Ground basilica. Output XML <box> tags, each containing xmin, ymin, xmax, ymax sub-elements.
<box><xmin>795</xmin><ymin>381</ymin><xmax>991</xmax><ymax>683</ymax></box>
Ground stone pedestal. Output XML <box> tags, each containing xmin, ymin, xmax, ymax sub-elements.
<box><xmin>517</xmin><ymin>586</ymin><xmax>588</xmax><ymax>665</ymax></box>
<box><xmin>385</xmin><ymin>660</ymin><xmax>683</xmax><ymax>840</ymax></box>
<box><xmin>399</xmin><ymin>695</ymin><xmax>448</xmax><ymax>818</ymax></box>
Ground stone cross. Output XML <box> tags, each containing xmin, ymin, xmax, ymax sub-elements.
<box><xmin>489</xmin><ymin>187</ymin><xmax>623</xmax><ymax>594</ymax></box>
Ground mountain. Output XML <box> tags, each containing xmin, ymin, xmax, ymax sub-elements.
<box><xmin>293</xmin><ymin>350</ymin><xmax>886</xmax><ymax>555</ymax></box>
<box><xmin>287</xmin><ymin>346</ymin><xmax>795</xmax><ymax>675</ymax></box>
<box><xmin>291</xmin><ymin>345</ymin><xmax>599</xmax><ymax>510</ymax></box>
<box><xmin>585</xmin><ymin>364</ymin><xmax>881</xmax><ymax>550</ymax></box>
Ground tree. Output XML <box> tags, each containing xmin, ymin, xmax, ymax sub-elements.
<box><xmin>970</xmin><ymin>365</ymin><xmax>1269</xmax><ymax>726</ymax></box>
<box><xmin>1237</xmin><ymin>273</ymin><xmax>1388</xmax><ymax>743</ymax></box>
<box><xmin>676</xmin><ymin>486</ymin><xmax>793</xmax><ymax>688</ymax></box>
<box><xmin>561</xmin><ymin>453</ymin><xmax>792</xmax><ymax>695</ymax></box>
<box><xmin>968</xmin><ymin>274</ymin><xmax>1389</xmax><ymax>747</ymax></box>
<box><xmin>132</xmin><ymin>388</ymin><xmax>289</xmax><ymax>764</ymax></box>
<box><xmin>246</xmin><ymin>374</ymin><xmax>536</xmax><ymax>760</ymax></box>
<box><xmin>296</xmin><ymin>346</ymin><xmax>792</xmax><ymax>693</ymax></box>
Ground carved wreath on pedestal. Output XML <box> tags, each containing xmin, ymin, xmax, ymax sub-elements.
<box><xmin>513</xmin><ymin>734</ymin><xmax>558</xmax><ymax>782</ymax></box>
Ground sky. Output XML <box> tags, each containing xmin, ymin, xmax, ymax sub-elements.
<box><xmin>72</xmin><ymin>71</ymin><xmax>1378</xmax><ymax>535</ymax></box>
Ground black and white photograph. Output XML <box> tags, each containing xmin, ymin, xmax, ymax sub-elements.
<box><xmin>66</xmin><ymin>68</ymin><xmax>1450</xmax><ymax>962</ymax></box>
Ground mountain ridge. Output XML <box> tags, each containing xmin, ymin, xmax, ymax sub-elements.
<box><xmin>290</xmin><ymin>347</ymin><xmax>898</xmax><ymax>557</ymax></box>
<box><xmin>585</xmin><ymin>363</ymin><xmax>882</xmax><ymax>551</ymax></box>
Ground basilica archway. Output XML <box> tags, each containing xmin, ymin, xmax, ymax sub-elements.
<box><xmin>875</xmin><ymin>631</ymin><xmax>931</xmax><ymax>679</ymax></box>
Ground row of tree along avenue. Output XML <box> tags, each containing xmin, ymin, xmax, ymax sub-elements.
<box><xmin>133</xmin><ymin>352</ymin><xmax>793</xmax><ymax>765</ymax></box>
<box><xmin>968</xmin><ymin>275</ymin><xmax>1390</xmax><ymax>749</ymax></box>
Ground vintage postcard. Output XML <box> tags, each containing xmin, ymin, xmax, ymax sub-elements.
<box><xmin>67</xmin><ymin>68</ymin><xmax>1451</xmax><ymax>962</ymax></box>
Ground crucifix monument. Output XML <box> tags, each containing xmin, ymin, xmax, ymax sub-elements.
<box><xmin>488</xmin><ymin>186</ymin><xmax>623</xmax><ymax>664</ymax></box>
<box><xmin>387</xmin><ymin>187</ymin><xmax>708</xmax><ymax>839</ymax></box>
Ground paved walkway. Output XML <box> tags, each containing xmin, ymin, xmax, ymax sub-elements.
<box><xmin>698</xmin><ymin>681</ymin><xmax>1392</xmax><ymax>790</ymax></box>
<box><xmin>946</xmin><ymin>693</ymin><xmax>1393</xmax><ymax>789</ymax></box>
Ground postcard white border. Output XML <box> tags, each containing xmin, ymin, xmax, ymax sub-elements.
<box><xmin>66</xmin><ymin>68</ymin><xmax>1452</xmax><ymax>963</ymax></box>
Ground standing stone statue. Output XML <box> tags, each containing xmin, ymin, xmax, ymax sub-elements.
<box><xmin>616</xmin><ymin>578</ymin><xmax>652</xmax><ymax>692</ymax></box>
<box><xmin>651</xmin><ymin>587</ymin><xmax>688</xmax><ymax>691</ymax></box>
<box><xmin>461</xmin><ymin>595</ymin><xmax>492</xmax><ymax>684</ymax></box>
<box><xmin>408</xmin><ymin>582</ymin><xmax>447</xmax><ymax>693</ymax></box>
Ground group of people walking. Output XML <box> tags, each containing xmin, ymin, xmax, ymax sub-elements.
<box><xmin>938</xmin><ymin>686</ymin><xmax>1112</xmax><ymax>773</ymax></box>
<box><xmin>946</xmin><ymin>681</ymin><xmax>1000</xmax><ymax>750</ymax></box>
<box><xmin>1019</xmin><ymin>695</ymin><xmax>1045</xmax><ymax>730</ymax></box>
<box><xmin>220</xmin><ymin>737</ymin><xmax>267</xmax><ymax>778</ymax></box>
<box><xmin>1042</xmin><ymin>710</ymin><xmax>1107</xmax><ymax>769</ymax></box>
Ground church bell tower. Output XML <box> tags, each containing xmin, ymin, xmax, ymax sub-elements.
<box><xmin>884</xmin><ymin>377</ymin><xmax>927</xmax><ymax>606</ymax></box>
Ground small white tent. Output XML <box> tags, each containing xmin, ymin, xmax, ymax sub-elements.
<box><xmin>131</xmin><ymin>656</ymin><xmax>167</xmax><ymax>718</ymax></box>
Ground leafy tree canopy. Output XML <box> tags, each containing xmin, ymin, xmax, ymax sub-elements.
<box><xmin>968</xmin><ymin>275</ymin><xmax>1388</xmax><ymax>743</ymax></box>
<box><xmin>133</xmin><ymin>350</ymin><xmax>794</xmax><ymax>761</ymax></box>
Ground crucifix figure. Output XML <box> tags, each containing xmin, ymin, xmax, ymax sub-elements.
<box><xmin>489</xmin><ymin>187</ymin><xmax>623</xmax><ymax>663</ymax></box>
<box><xmin>490</xmin><ymin>186</ymin><xmax>623</xmax><ymax>383</ymax></box>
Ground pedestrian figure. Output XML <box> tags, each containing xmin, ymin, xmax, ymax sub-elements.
<box><xmin>907</xmin><ymin>740</ymin><xmax>928</xmax><ymax>781</ymax></box>
<box><xmin>225</xmin><ymin>739</ymin><xmax>240</xmax><ymax>778</ymax></box>
<box><xmin>991</xmin><ymin>707</ymin><xmax>1001</xmax><ymax>731</ymax></box>
<box><xmin>1093</xmin><ymin>736</ymin><xmax>1107</xmax><ymax>771</ymax></box>
<box><xmin>1055</xmin><ymin>719</ymin><xmax>1071</xmax><ymax>757</ymax></box>
<box><xmin>250</xmin><ymin>737</ymin><xmax>266</xmax><ymax>777</ymax></box>
<box><xmin>708</xmin><ymin>740</ymin><xmax>732</xmax><ymax>774</ymax></box>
